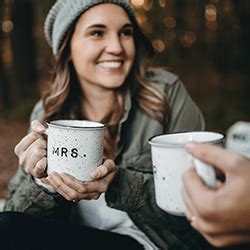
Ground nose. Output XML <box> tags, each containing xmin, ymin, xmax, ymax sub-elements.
<box><xmin>105</xmin><ymin>34</ymin><xmax>123</xmax><ymax>55</ymax></box>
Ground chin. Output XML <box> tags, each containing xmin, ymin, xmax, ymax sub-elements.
<box><xmin>101</xmin><ymin>77</ymin><xmax>127</xmax><ymax>89</ymax></box>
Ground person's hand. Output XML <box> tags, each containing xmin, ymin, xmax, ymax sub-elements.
<box><xmin>14</xmin><ymin>120</ymin><xmax>47</xmax><ymax>178</ymax></box>
<box><xmin>47</xmin><ymin>159</ymin><xmax>118</xmax><ymax>201</ymax></box>
<box><xmin>182</xmin><ymin>143</ymin><xmax>250</xmax><ymax>247</ymax></box>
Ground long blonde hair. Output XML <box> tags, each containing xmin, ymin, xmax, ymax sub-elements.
<box><xmin>42</xmin><ymin>16</ymin><xmax>168</xmax><ymax>159</ymax></box>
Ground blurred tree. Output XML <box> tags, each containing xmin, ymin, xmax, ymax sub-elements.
<box><xmin>10</xmin><ymin>0</ymin><xmax>37</xmax><ymax>105</ymax></box>
<box><xmin>0</xmin><ymin>1</ymin><xmax>11</xmax><ymax>111</ymax></box>
<box><xmin>235</xmin><ymin>0</ymin><xmax>250</xmax><ymax>73</ymax></box>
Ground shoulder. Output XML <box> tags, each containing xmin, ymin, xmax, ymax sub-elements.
<box><xmin>145</xmin><ymin>68</ymin><xmax>179</xmax><ymax>87</ymax></box>
<box><xmin>29</xmin><ymin>100</ymin><xmax>45</xmax><ymax>122</ymax></box>
<box><xmin>145</xmin><ymin>68</ymin><xmax>186</xmax><ymax>97</ymax></box>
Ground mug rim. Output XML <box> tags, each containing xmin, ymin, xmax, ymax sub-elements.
<box><xmin>148</xmin><ymin>131</ymin><xmax>225</xmax><ymax>148</ymax></box>
<box><xmin>47</xmin><ymin>119</ymin><xmax>107</xmax><ymax>130</ymax></box>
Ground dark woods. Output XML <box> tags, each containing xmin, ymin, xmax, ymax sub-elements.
<box><xmin>0</xmin><ymin>0</ymin><xmax>250</xmax><ymax>132</ymax></box>
<box><xmin>0</xmin><ymin>0</ymin><xmax>53</xmax><ymax>117</ymax></box>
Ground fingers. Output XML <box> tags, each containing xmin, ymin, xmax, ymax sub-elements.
<box><xmin>15</xmin><ymin>120</ymin><xmax>46</xmax><ymax>157</ymax></box>
<box><xmin>88</xmin><ymin>159</ymin><xmax>118</xmax><ymax>193</ymax></box>
<box><xmin>48</xmin><ymin>172</ymin><xmax>79</xmax><ymax>201</ymax></box>
<box><xmin>182</xmin><ymin>168</ymin><xmax>217</xmax><ymax>229</ymax></box>
<box><xmin>187</xmin><ymin>213</ymin><xmax>250</xmax><ymax>248</ymax></box>
<box><xmin>47</xmin><ymin>160</ymin><xmax>118</xmax><ymax>202</ymax></box>
<box><xmin>18</xmin><ymin>139</ymin><xmax>47</xmax><ymax>176</ymax></box>
<box><xmin>30</xmin><ymin>120</ymin><xmax>46</xmax><ymax>133</ymax></box>
<box><xmin>182</xmin><ymin>167</ymin><xmax>213</xmax><ymax>204</ymax></box>
<box><xmin>90</xmin><ymin>159</ymin><xmax>117</xmax><ymax>179</ymax></box>
<box><xmin>33</xmin><ymin>157</ymin><xmax>47</xmax><ymax>178</ymax></box>
<box><xmin>185</xmin><ymin>142</ymin><xmax>243</xmax><ymax>173</ymax></box>
<box><xmin>15</xmin><ymin>121</ymin><xmax>48</xmax><ymax>178</ymax></box>
<box><xmin>201</xmin><ymin>231</ymin><xmax>250</xmax><ymax>248</ymax></box>
<box><xmin>47</xmin><ymin>172</ymin><xmax>102</xmax><ymax>201</ymax></box>
<box><xmin>15</xmin><ymin>132</ymin><xmax>44</xmax><ymax>156</ymax></box>
<box><xmin>100</xmin><ymin>160</ymin><xmax>118</xmax><ymax>186</ymax></box>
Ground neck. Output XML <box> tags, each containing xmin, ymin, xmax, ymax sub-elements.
<box><xmin>81</xmin><ymin>87</ymin><xmax>116</xmax><ymax>122</ymax></box>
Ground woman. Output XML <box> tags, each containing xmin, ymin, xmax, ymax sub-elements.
<box><xmin>0</xmin><ymin>1</ymin><xmax>210</xmax><ymax>249</ymax></box>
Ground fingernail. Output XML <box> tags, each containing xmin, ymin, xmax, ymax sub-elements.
<box><xmin>37</xmin><ymin>125</ymin><xmax>44</xmax><ymax>132</ymax></box>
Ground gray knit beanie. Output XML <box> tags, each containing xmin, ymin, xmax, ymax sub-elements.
<box><xmin>44</xmin><ymin>0</ymin><xmax>136</xmax><ymax>55</ymax></box>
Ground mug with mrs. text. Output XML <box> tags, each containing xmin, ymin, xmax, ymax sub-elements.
<box><xmin>45</xmin><ymin>119</ymin><xmax>107</xmax><ymax>182</ymax></box>
<box><xmin>148</xmin><ymin>131</ymin><xmax>224</xmax><ymax>216</ymax></box>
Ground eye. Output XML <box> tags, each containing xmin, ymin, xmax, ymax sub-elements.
<box><xmin>120</xmin><ymin>28</ymin><xmax>134</xmax><ymax>37</ymax></box>
<box><xmin>90</xmin><ymin>30</ymin><xmax>104</xmax><ymax>37</ymax></box>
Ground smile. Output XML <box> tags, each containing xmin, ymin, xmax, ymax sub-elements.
<box><xmin>98</xmin><ymin>61</ymin><xmax>123</xmax><ymax>69</ymax></box>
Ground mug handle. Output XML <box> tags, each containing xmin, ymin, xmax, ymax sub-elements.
<box><xmin>192</xmin><ymin>157</ymin><xmax>216</xmax><ymax>189</ymax></box>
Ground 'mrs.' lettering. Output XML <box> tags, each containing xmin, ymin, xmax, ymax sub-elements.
<box><xmin>52</xmin><ymin>147</ymin><xmax>78</xmax><ymax>158</ymax></box>
<box><xmin>52</xmin><ymin>147</ymin><xmax>60</xmax><ymax>156</ymax></box>
<box><xmin>71</xmin><ymin>148</ymin><xmax>78</xmax><ymax>158</ymax></box>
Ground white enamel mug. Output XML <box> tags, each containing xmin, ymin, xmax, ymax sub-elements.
<box><xmin>149</xmin><ymin>131</ymin><xmax>224</xmax><ymax>216</ymax></box>
<box><xmin>45</xmin><ymin>120</ymin><xmax>107</xmax><ymax>182</ymax></box>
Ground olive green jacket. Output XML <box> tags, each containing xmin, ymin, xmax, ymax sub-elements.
<box><xmin>4</xmin><ymin>70</ymin><xmax>213</xmax><ymax>249</ymax></box>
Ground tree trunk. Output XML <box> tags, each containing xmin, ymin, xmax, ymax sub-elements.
<box><xmin>0</xmin><ymin>1</ymin><xmax>11</xmax><ymax>111</ymax></box>
<box><xmin>10</xmin><ymin>0</ymin><xmax>37</xmax><ymax>105</ymax></box>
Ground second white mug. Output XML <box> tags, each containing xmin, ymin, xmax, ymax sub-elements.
<box><xmin>149</xmin><ymin>131</ymin><xmax>224</xmax><ymax>216</ymax></box>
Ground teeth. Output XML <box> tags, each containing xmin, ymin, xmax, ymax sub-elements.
<box><xmin>98</xmin><ymin>61</ymin><xmax>122</xmax><ymax>68</ymax></box>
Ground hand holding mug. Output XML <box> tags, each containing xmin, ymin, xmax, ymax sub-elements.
<box><xmin>15</xmin><ymin>119</ymin><xmax>109</xmax><ymax>200</ymax></box>
<box><xmin>14</xmin><ymin>120</ymin><xmax>47</xmax><ymax>178</ymax></box>
<box><xmin>47</xmin><ymin>159</ymin><xmax>118</xmax><ymax>201</ymax></box>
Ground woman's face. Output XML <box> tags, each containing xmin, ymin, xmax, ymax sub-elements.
<box><xmin>70</xmin><ymin>4</ymin><xmax>136</xmax><ymax>91</ymax></box>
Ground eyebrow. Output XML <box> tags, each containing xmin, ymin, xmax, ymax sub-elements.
<box><xmin>85</xmin><ymin>23</ymin><xmax>133</xmax><ymax>30</ymax></box>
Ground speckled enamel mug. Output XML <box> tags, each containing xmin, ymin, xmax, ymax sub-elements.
<box><xmin>149</xmin><ymin>131</ymin><xmax>224</xmax><ymax>216</ymax></box>
<box><xmin>45</xmin><ymin>120</ymin><xmax>107</xmax><ymax>182</ymax></box>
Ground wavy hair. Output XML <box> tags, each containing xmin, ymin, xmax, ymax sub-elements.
<box><xmin>42</xmin><ymin>14</ymin><xmax>168</xmax><ymax>159</ymax></box>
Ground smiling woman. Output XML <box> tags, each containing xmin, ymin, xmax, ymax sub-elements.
<box><xmin>0</xmin><ymin>1</ymin><xmax>216</xmax><ymax>250</ymax></box>
<box><xmin>70</xmin><ymin>5</ymin><xmax>135</xmax><ymax>91</ymax></box>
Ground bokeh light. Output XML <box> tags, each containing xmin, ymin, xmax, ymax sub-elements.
<box><xmin>159</xmin><ymin>0</ymin><xmax>167</xmax><ymax>8</ymax></box>
<box><xmin>152</xmin><ymin>39</ymin><xmax>166</xmax><ymax>53</ymax></box>
<box><xmin>143</xmin><ymin>0</ymin><xmax>153</xmax><ymax>11</ymax></box>
<box><xmin>205</xmin><ymin>4</ymin><xmax>217</xmax><ymax>22</ymax></box>
<box><xmin>131</xmin><ymin>0</ymin><xmax>144</xmax><ymax>6</ymax></box>
<box><xmin>163</xmin><ymin>16</ymin><xmax>176</xmax><ymax>29</ymax></box>
<box><xmin>180</xmin><ymin>31</ymin><xmax>197</xmax><ymax>48</ymax></box>
<box><xmin>2</xmin><ymin>20</ymin><xmax>14</xmax><ymax>33</ymax></box>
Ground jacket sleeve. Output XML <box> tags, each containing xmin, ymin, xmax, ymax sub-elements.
<box><xmin>4</xmin><ymin>168</ymin><xmax>67</xmax><ymax>217</ymax></box>
<box><xmin>4</xmin><ymin>101</ymin><xmax>70</xmax><ymax>219</ymax></box>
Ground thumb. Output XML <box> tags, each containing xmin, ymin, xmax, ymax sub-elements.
<box><xmin>31</xmin><ymin>120</ymin><xmax>46</xmax><ymax>134</ymax></box>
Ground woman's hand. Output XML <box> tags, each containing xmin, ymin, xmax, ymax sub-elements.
<box><xmin>14</xmin><ymin>120</ymin><xmax>47</xmax><ymax>178</ymax></box>
<box><xmin>47</xmin><ymin>159</ymin><xmax>118</xmax><ymax>201</ymax></box>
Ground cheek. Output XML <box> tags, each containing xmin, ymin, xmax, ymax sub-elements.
<box><xmin>71</xmin><ymin>55</ymin><xmax>84</xmax><ymax>75</ymax></box>
<box><xmin>128</xmin><ymin>42</ymin><xmax>136</xmax><ymax>58</ymax></box>
<box><xmin>71</xmin><ymin>44</ymin><xmax>83</xmax><ymax>70</ymax></box>
<box><xmin>129</xmin><ymin>44</ymin><xmax>136</xmax><ymax>64</ymax></box>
